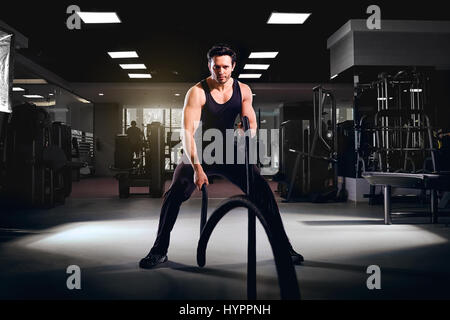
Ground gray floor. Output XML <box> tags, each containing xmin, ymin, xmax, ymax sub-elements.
<box><xmin>1</xmin><ymin>185</ymin><xmax>450</xmax><ymax>300</ymax></box>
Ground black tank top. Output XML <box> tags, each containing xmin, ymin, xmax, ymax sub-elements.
<box><xmin>200</xmin><ymin>78</ymin><xmax>242</xmax><ymax>133</ymax></box>
<box><xmin>198</xmin><ymin>78</ymin><xmax>242</xmax><ymax>158</ymax></box>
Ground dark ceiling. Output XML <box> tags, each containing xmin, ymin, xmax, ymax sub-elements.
<box><xmin>3</xmin><ymin>0</ymin><xmax>450</xmax><ymax>83</ymax></box>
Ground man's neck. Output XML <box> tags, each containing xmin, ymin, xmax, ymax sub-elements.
<box><xmin>207</xmin><ymin>76</ymin><xmax>233</xmax><ymax>91</ymax></box>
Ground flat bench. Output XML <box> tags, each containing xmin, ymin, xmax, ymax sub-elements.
<box><xmin>362</xmin><ymin>172</ymin><xmax>450</xmax><ymax>224</ymax></box>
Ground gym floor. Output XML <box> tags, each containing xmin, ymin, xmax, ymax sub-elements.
<box><xmin>1</xmin><ymin>177</ymin><xmax>450</xmax><ymax>300</ymax></box>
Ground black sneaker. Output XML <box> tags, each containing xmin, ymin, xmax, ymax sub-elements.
<box><xmin>139</xmin><ymin>253</ymin><xmax>168</xmax><ymax>269</ymax></box>
<box><xmin>289</xmin><ymin>248</ymin><xmax>304</xmax><ymax>265</ymax></box>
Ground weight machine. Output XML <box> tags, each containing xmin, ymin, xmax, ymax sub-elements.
<box><xmin>355</xmin><ymin>69</ymin><xmax>436</xmax><ymax>175</ymax></box>
<box><xmin>276</xmin><ymin>86</ymin><xmax>345</xmax><ymax>202</ymax></box>
<box><xmin>110</xmin><ymin>122</ymin><xmax>165</xmax><ymax>198</ymax></box>
<box><xmin>355</xmin><ymin>69</ymin><xmax>450</xmax><ymax>222</ymax></box>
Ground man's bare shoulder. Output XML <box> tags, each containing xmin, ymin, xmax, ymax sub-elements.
<box><xmin>238</xmin><ymin>81</ymin><xmax>252</xmax><ymax>99</ymax></box>
<box><xmin>185</xmin><ymin>82</ymin><xmax>206</xmax><ymax>106</ymax></box>
<box><xmin>188</xmin><ymin>82</ymin><xmax>206</xmax><ymax>96</ymax></box>
<box><xmin>192</xmin><ymin>81</ymin><xmax>204</xmax><ymax>91</ymax></box>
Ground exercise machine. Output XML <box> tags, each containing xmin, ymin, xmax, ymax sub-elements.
<box><xmin>2</xmin><ymin>103</ymin><xmax>72</xmax><ymax>208</ymax></box>
<box><xmin>357</xmin><ymin>70</ymin><xmax>450</xmax><ymax>222</ymax></box>
<box><xmin>355</xmin><ymin>69</ymin><xmax>435</xmax><ymax>175</ymax></box>
<box><xmin>110</xmin><ymin>121</ymin><xmax>165</xmax><ymax>198</ymax></box>
<box><xmin>276</xmin><ymin>86</ymin><xmax>346</xmax><ymax>202</ymax></box>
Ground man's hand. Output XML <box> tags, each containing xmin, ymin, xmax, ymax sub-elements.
<box><xmin>194</xmin><ymin>168</ymin><xmax>209</xmax><ymax>191</ymax></box>
<box><xmin>237</xmin><ymin>121</ymin><xmax>244</xmax><ymax>136</ymax></box>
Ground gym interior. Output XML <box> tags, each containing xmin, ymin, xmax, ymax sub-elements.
<box><xmin>1</xmin><ymin>2</ymin><xmax>450</xmax><ymax>301</ymax></box>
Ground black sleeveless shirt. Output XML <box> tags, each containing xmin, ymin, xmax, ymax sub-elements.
<box><xmin>200</xmin><ymin>78</ymin><xmax>242</xmax><ymax>133</ymax></box>
<box><xmin>197</xmin><ymin>78</ymin><xmax>242</xmax><ymax>159</ymax></box>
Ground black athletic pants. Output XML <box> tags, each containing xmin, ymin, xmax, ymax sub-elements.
<box><xmin>150</xmin><ymin>154</ymin><xmax>294</xmax><ymax>255</ymax></box>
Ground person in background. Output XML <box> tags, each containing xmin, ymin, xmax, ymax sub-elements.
<box><xmin>126</xmin><ymin>120</ymin><xmax>143</xmax><ymax>158</ymax></box>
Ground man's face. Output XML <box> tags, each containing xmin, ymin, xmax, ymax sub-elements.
<box><xmin>208</xmin><ymin>55</ymin><xmax>235</xmax><ymax>84</ymax></box>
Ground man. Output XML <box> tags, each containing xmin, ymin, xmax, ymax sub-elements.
<box><xmin>126</xmin><ymin>120</ymin><xmax>143</xmax><ymax>158</ymax></box>
<box><xmin>139</xmin><ymin>44</ymin><xmax>303</xmax><ymax>268</ymax></box>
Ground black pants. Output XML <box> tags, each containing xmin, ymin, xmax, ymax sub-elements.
<box><xmin>129</xmin><ymin>143</ymin><xmax>141</xmax><ymax>159</ymax></box>
<box><xmin>150</xmin><ymin>154</ymin><xmax>294</xmax><ymax>255</ymax></box>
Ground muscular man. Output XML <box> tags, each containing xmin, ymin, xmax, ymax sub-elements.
<box><xmin>139</xmin><ymin>44</ymin><xmax>304</xmax><ymax>268</ymax></box>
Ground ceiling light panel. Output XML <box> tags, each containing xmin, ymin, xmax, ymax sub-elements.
<box><xmin>23</xmin><ymin>95</ymin><xmax>44</xmax><ymax>98</ymax></box>
<box><xmin>128</xmin><ymin>74</ymin><xmax>152</xmax><ymax>79</ymax></box>
<box><xmin>119</xmin><ymin>64</ymin><xmax>147</xmax><ymax>70</ymax></box>
<box><xmin>267</xmin><ymin>12</ymin><xmax>311</xmax><ymax>24</ymax></box>
<box><xmin>13</xmin><ymin>79</ymin><xmax>48</xmax><ymax>84</ymax></box>
<box><xmin>244</xmin><ymin>64</ymin><xmax>270</xmax><ymax>70</ymax></box>
<box><xmin>77</xmin><ymin>12</ymin><xmax>121</xmax><ymax>24</ymax></box>
<box><xmin>108</xmin><ymin>51</ymin><xmax>139</xmax><ymax>59</ymax></box>
<box><xmin>249</xmin><ymin>52</ymin><xmax>278</xmax><ymax>59</ymax></box>
<box><xmin>238</xmin><ymin>74</ymin><xmax>262</xmax><ymax>79</ymax></box>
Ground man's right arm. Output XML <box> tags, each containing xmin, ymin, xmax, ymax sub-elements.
<box><xmin>181</xmin><ymin>86</ymin><xmax>208</xmax><ymax>184</ymax></box>
<box><xmin>181</xmin><ymin>86</ymin><xmax>209</xmax><ymax>190</ymax></box>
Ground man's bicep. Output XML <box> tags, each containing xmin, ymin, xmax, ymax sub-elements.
<box><xmin>183</xmin><ymin>89</ymin><xmax>202</xmax><ymax>133</ymax></box>
<box><xmin>241</xmin><ymin>98</ymin><xmax>257</xmax><ymax>124</ymax></box>
<box><xmin>184</xmin><ymin>104</ymin><xmax>202</xmax><ymax>132</ymax></box>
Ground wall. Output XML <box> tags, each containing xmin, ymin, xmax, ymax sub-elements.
<box><xmin>69</xmin><ymin>103</ymin><xmax>94</xmax><ymax>133</ymax></box>
<box><xmin>94</xmin><ymin>103</ymin><xmax>121</xmax><ymax>176</ymax></box>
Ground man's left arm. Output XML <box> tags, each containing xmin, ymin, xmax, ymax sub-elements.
<box><xmin>240</xmin><ymin>83</ymin><xmax>257</xmax><ymax>137</ymax></box>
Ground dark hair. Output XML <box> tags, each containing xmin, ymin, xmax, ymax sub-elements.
<box><xmin>207</xmin><ymin>44</ymin><xmax>237</xmax><ymax>64</ymax></box>
<box><xmin>131</xmin><ymin>120</ymin><xmax>136</xmax><ymax>126</ymax></box>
